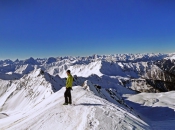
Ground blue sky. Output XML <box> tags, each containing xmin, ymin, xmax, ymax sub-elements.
<box><xmin>0</xmin><ymin>0</ymin><xmax>175</xmax><ymax>60</ymax></box>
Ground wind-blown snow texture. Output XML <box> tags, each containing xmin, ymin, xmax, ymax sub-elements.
<box><xmin>0</xmin><ymin>53</ymin><xmax>175</xmax><ymax>130</ymax></box>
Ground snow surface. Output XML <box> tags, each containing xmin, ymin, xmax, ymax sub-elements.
<box><xmin>0</xmin><ymin>85</ymin><xmax>150</xmax><ymax>130</ymax></box>
<box><xmin>0</xmin><ymin>53</ymin><xmax>175</xmax><ymax>130</ymax></box>
<box><xmin>169</xmin><ymin>55</ymin><xmax>175</xmax><ymax>61</ymax></box>
<box><xmin>125</xmin><ymin>91</ymin><xmax>175</xmax><ymax>130</ymax></box>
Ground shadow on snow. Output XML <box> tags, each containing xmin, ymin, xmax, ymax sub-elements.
<box><xmin>125</xmin><ymin>99</ymin><xmax>175</xmax><ymax>121</ymax></box>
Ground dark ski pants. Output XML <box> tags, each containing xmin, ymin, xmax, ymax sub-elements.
<box><xmin>64</xmin><ymin>87</ymin><xmax>72</xmax><ymax>104</ymax></box>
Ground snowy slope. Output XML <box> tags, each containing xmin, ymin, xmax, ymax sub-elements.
<box><xmin>0</xmin><ymin>68</ymin><xmax>64</xmax><ymax>114</ymax></box>
<box><xmin>125</xmin><ymin>91</ymin><xmax>175</xmax><ymax>130</ymax></box>
<box><xmin>0</xmin><ymin>86</ymin><xmax>150</xmax><ymax>130</ymax></box>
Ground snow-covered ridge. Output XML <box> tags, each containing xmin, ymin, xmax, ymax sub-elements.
<box><xmin>0</xmin><ymin>75</ymin><xmax>150</xmax><ymax>130</ymax></box>
<box><xmin>0</xmin><ymin>68</ymin><xmax>64</xmax><ymax>114</ymax></box>
<box><xmin>0</xmin><ymin>86</ymin><xmax>151</xmax><ymax>130</ymax></box>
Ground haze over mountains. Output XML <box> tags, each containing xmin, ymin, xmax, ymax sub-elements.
<box><xmin>1</xmin><ymin>53</ymin><xmax>175</xmax><ymax>130</ymax></box>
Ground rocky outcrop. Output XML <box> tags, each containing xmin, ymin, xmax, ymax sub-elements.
<box><xmin>127</xmin><ymin>58</ymin><xmax>175</xmax><ymax>93</ymax></box>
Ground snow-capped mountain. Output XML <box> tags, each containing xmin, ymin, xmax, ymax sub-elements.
<box><xmin>0</xmin><ymin>53</ymin><xmax>168</xmax><ymax>75</ymax></box>
<box><xmin>1</xmin><ymin>53</ymin><xmax>175</xmax><ymax>130</ymax></box>
<box><xmin>0</xmin><ymin>53</ymin><xmax>170</xmax><ymax>79</ymax></box>
<box><xmin>127</xmin><ymin>57</ymin><xmax>175</xmax><ymax>93</ymax></box>
<box><xmin>0</xmin><ymin>68</ymin><xmax>64</xmax><ymax>113</ymax></box>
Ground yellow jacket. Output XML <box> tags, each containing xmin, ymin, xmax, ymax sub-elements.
<box><xmin>66</xmin><ymin>74</ymin><xmax>73</xmax><ymax>88</ymax></box>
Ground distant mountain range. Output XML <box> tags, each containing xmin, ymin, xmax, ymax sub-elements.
<box><xmin>0</xmin><ymin>53</ymin><xmax>175</xmax><ymax>93</ymax></box>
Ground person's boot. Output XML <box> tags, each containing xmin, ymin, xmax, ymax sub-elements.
<box><xmin>63</xmin><ymin>103</ymin><xmax>68</xmax><ymax>105</ymax></box>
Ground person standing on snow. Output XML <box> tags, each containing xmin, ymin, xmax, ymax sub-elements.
<box><xmin>63</xmin><ymin>70</ymin><xmax>73</xmax><ymax>105</ymax></box>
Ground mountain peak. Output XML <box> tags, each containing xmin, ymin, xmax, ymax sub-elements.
<box><xmin>24</xmin><ymin>57</ymin><xmax>39</xmax><ymax>65</ymax></box>
<box><xmin>28</xmin><ymin>68</ymin><xmax>45</xmax><ymax>78</ymax></box>
<box><xmin>46</xmin><ymin>57</ymin><xmax>57</xmax><ymax>64</ymax></box>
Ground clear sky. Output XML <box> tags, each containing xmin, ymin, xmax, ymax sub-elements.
<box><xmin>0</xmin><ymin>0</ymin><xmax>175</xmax><ymax>60</ymax></box>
